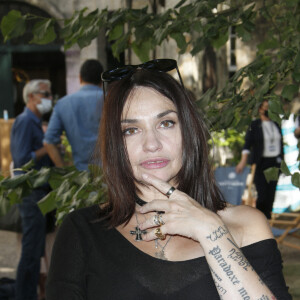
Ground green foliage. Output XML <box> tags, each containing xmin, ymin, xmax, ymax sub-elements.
<box><xmin>0</xmin><ymin>162</ymin><xmax>108</xmax><ymax>225</ymax></box>
<box><xmin>211</xmin><ymin>129</ymin><xmax>245</xmax><ymax>165</ymax></box>
<box><xmin>0</xmin><ymin>0</ymin><xmax>300</xmax><ymax>196</ymax></box>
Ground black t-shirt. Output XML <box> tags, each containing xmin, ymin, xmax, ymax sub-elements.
<box><xmin>46</xmin><ymin>205</ymin><xmax>292</xmax><ymax>300</ymax></box>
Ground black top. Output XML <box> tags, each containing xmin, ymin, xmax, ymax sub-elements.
<box><xmin>46</xmin><ymin>205</ymin><xmax>291</xmax><ymax>300</ymax></box>
<box><xmin>243</xmin><ymin>119</ymin><xmax>283</xmax><ymax>165</ymax></box>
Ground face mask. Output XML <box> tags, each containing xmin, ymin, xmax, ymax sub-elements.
<box><xmin>264</xmin><ymin>110</ymin><xmax>269</xmax><ymax>117</ymax></box>
<box><xmin>36</xmin><ymin>98</ymin><xmax>52</xmax><ymax>115</ymax></box>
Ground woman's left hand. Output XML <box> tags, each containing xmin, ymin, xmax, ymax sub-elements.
<box><xmin>138</xmin><ymin>173</ymin><xmax>223</xmax><ymax>242</ymax></box>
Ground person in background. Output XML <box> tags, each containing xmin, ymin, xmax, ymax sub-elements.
<box><xmin>236</xmin><ymin>100</ymin><xmax>283</xmax><ymax>219</ymax></box>
<box><xmin>46</xmin><ymin>60</ymin><xmax>291</xmax><ymax>299</ymax></box>
<box><xmin>44</xmin><ymin>59</ymin><xmax>104</xmax><ymax>171</ymax></box>
<box><xmin>10</xmin><ymin>79</ymin><xmax>53</xmax><ymax>300</ymax></box>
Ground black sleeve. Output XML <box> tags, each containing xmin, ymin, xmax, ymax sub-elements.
<box><xmin>46</xmin><ymin>213</ymin><xmax>87</xmax><ymax>300</ymax></box>
<box><xmin>243</xmin><ymin>122</ymin><xmax>255</xmax><ymax>152</ymax></box>
<box><xmin>244</xmin><ymin>239</ymin><xmax>292</xmax><ymax>300</ymax></box>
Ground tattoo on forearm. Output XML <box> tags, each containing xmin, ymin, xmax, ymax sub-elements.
<box><xmin>207</xmin><ymin>226</ymin><xmax>229</xmax><ymax>242</ymax></box>
<box><xmin>238</xmin><ymin>287</ymin><xmax>250</xmax><ymax>300</ymax></box>
<box><xmin>258</xmin><ymin>277</ymin><xmax>265</xmax><ymax>286</ymax></box>
<box><xmin>209</xmin><ymin>246</ymin><xmax>240</xmax><ymax>285</ymax></box>
<box><xmin>257</xmin><ymin>295</ymin><xmax>270</xmax><ymax>300</ymax></box>
<box><xmin>228</xmin><ymin>248</ymin><xmax>251</xmax><ymax>271</ymax></box>
<box><xmin>215</xmin><ymin>281</ymin><xmax>227</xmax><ymax>296</ymax></box>
<box><xmin>209</xmin><ymin>266</ymin><xmax>222</xmax><ymax>282</ymax></box>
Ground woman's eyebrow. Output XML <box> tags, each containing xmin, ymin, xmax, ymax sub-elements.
<box><xmin>121</xmin><ymin>110</ymin><xmax>177</xmax><ymax>124</ymax></box>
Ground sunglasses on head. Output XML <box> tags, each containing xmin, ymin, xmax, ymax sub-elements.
<box><xmin>101</xmin><ymin>59</ymin><xmax>184</xmax><ymax>97</ymax></box>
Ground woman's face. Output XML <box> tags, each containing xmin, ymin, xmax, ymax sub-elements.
<box><xmin>121</xmin><ymin>87</ymin><xmax>182</xmax><ymax>186</ymax></box>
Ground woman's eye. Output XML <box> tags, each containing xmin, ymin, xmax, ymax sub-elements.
<box><xmin>160</xmin><ymin>120</ymin><xmax>175</xmax><ymax>128</ymax></box>
<box><xmin>123</xmin><ymin>128</ymin><xmax>138</xmax><ymax>136</ymax></box>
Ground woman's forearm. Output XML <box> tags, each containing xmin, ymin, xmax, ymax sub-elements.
<box><xmin>200</xmin><ymin>224</ymin><xmax>275</xmax><ymax>300</ymax></box>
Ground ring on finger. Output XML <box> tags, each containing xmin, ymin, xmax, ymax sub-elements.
<box><xmin>166</xmin><ymin>186</ymin><xmax>176</xmax><ymax>198</ymax></box>
<box><xmin>155</xmin><ymin>227</ymin><xmax>166</xmax><ymax>240</ymax></box>
<box><xmin>154</xmin><ymin>214</ymin><xmax>165</xmax><ymax>226</ymax></box>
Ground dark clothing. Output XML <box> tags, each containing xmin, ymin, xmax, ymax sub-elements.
<box><xmin>243</xmin><ymin>119</ymin><xmax>283</xmax><ymax>218</ymax></box>
<box><xmin>16</xmin><ymin>189</ymin><xmax>48</xmax><ymax>300</ymax></box>
<box><xmin>255</xmin><ymin>157</ymin><xmax>280</xmax><ymax>219</ymax></box>
<box><xmin>10</xmin><ymin>107</ymin><xmax>52</xmax><ymax>173</ymax></box>
<box><xmin>10</xmin><ymin>107</ymin><xmax>52</xmax><ymax>300</ymax></box>
<box><xmin>243</xmin><ymin>119</ymin><xmax>283</xmax><ymax>165</ymax></box>
<box><xmin>46</xmin><ymin>206</ymin><xmax>291</xmax><ymax>300</ymax></box>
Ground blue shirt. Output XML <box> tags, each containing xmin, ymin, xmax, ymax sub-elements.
<box><xmin>10</xmin><ymin>107</ymin><xmax>52</xmax><ymax>173</ymax></box>
<box><xmin>44</xmin><ymin>84</ymin><xmax>104</xmax><ymax>171</ymax></box>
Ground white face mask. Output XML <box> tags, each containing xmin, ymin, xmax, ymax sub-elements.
<box><xmin>36</xmin><ymin>98</ymin><xmax>52</xmax><ymax>114</ymax></box>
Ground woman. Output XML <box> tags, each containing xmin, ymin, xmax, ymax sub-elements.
<box><xmin>236</xmin><ymin>100</ymin><xmax>283</xmax><ymax>219</ymax></box>
<box><xmin>46</xmin><ymin>59</ymin><xmax>291</xmax><ymax>299</ymax></box>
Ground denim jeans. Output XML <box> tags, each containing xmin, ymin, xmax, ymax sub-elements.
<box><xmin>15</xmin><ymin>189</ymin><xmax>47</xmax><ymax>300</ymax></box>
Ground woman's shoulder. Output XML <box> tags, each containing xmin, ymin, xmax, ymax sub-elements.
<box><xmin>220</xmin><ymin>204</ymin><xmax>274</xmax><ymax>247</ymax></box>
<box><xmin>62</xmin><ymin>204</ymin><xmax>107</xmax><ymax>228</ymax></box>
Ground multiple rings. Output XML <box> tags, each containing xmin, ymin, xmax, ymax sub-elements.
<box><xmin>154</xmin><ymin>213</ymin><xmax>165</xmax><ymax>226</ymax></box>
<box><xmin>166</xmin><ymin>186</ymin><xmax>176</xmax><ymax>197</ymax></box>
<box><xmin>155</xmin><ymin>227</ymin><xmax>166</xmax><ymax>240</ymax></box>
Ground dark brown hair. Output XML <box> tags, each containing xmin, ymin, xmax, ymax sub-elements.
<box><xmin>93</xmin><ymin>69</ymin><xmax>226</xmax><ymax>227</ymax></box>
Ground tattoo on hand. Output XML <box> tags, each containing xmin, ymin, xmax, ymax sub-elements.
<box><xmin>209</xmin><ymin>246</ymin><xmax>240</xmax><ymax>285</ymax></box>
<box><xmin>207</xmin><ymin>226</ymin><xmax>229</xmax><ymax>242</ymax></box>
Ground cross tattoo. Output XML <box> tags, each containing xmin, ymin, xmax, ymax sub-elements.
<box><xmin>130</xmin><ymin>226</ymin><xmax>147</xmax><ymax>241</ymax></box>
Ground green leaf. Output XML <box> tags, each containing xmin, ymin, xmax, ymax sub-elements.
<box><xmin>7</xmin><ymin>187</ymin><xmax>23</xmax><ymax>205</ymax></box>
<box><xmin>281</xmin><ymin>84</ymin><xmax>299</xmax><ymax>101</ymax></box>
<box><xmin>291</xmin><ymin>173</ymin><xmax>300</xmax><ymax>188</ymax></box>
<box><xmin>235</xmin><ymin>25</ymin><xmax>251</xmax><ymax>42</ymax></box>
<box><xmin>264</xmin><ymin>167</ymin><xmax>279</xmax><ymax>183</ymax></box>
<box><xmin>1</xmin><ymin>10</ymin><xmax>26</xmax><ymax>42</ymax></box>
<box><xmin>38</xmin><ymin>190</ymin><xmax>57</xmax><ymax>215</ymax></box>
<box><xmin>30</xmin><ymin>19</ymin><xmax>56</xmax><ymax>44</ymax></box>
<box><xmin>280</xmin><ymin>160</ymin><xmax>291</xmax><ymax>176</ymax></box>
<box><xmin>268</xmin><ymin>99</ymin><xmax>284</xmax><ymax>115</ymax></box>
<box><xmin>21</xmin><ymin>160</ymin><xmax>35</xmax><ymax>171</ymax></box>
<box><xmin>132</xmin><ymin>40</ymin><xmax>150</xmax><ymax>62</ymax></box>
<box><xmin>0</xmin><ymin>195</ymin><xmax>11</xmax><ymax>216</ymax></box>
<box><xmin>29</xmin><ymin>167</ymin><xmax>51</xmax><ymax>188</ymax></box>
<box><xmin>268</xmin><ymin>110</ymin><xmax>281</xmax><ymax>125</ymax></box>
<box><xmin>108</xmin><ymin>23</ymin><xmax>123</xmax><ymax>41</ymax></box>
<box><xmin>0</xmin><ymin>170</ymin><xmax>34</xmax><ymax>189</ymax></box>
<box><xmin>170</xmin><ymin>32</ymin><xmax>187</xmax><ymax>52</ymax></box>
<box><xmin>211</xmin><ymin>31</ymin><xmax>228</xmax><ymax>49</ymax></box>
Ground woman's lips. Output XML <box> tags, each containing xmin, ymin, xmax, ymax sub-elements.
<box><xmin>140</xmin><ymin>158</ymin><xmax>169</xmax><ymax>169</ymax></box>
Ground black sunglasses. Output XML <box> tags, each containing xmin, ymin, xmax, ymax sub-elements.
<box><xmin>101</xmin><ymin>59</ymin><xmax>184</xmax><ymax>97</ymax></box>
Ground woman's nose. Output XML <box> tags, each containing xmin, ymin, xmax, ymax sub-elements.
<box><xmin>142</xmin><ymin>130</ymin><xmax>162</xmax><ymax>152</ymax></box>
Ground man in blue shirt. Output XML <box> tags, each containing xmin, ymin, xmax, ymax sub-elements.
<box><xmin>44</xmin><ymin>59</ymin><xmax>104</xmax><ymax>171</ymax></box>
<box><xmin>10</xmin><ymin>79</ymin><xmax>53</xmax><ymax>300</ymax></box>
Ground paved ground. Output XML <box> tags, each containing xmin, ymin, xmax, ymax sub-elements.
<box><xmin>1</xmin><ymin>229</ymin><xmax>300</xmax><ymax>298</ymax></box>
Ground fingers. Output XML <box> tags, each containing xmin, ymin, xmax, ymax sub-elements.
<box><xmin>138</xmin><ymin>199</ymin><xmax>171</xmax><ymax>214</ymax></box>
<box><xmin>143</xmin><ymin>225</ymin><xmax>168</xmax><ymax>241</ymax></box>
<box><xmin>139</xmin><ymin>212</ymin><xmax>166</xmax><ymax>230</ymax></box>
<box><xmin>142</xmin><ymin>173</ymin><xmax>177</xmax><ymax>197</ymax></box>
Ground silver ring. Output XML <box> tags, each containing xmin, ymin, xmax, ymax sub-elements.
<box><xmin>166</xmin><ymin>186</ymin><xmax>175</xmax><ymax>197</ymax></box>
<box><xmin>154</xmin><ymin>213</ymin><xmax>165</xmax><ymax>226</ymax></box>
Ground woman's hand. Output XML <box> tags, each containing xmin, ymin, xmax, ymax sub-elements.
<box><xmin>138</xmin><ymin>173</ymin><xmax>223</xmax><ymax>242</ymax></box>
